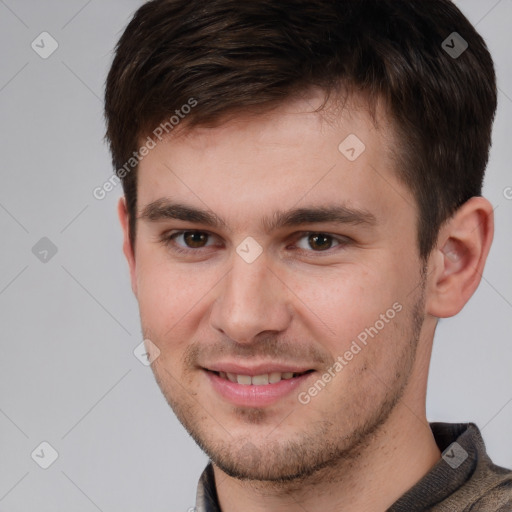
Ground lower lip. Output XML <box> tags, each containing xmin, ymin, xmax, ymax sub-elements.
<box><xmin>204</xmin><ymin>370</ymin><xmax>314</xmax><ymax>407</ymax></box>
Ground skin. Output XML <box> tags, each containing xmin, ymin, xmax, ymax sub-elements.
<box><xmin>118</xmin><ymin>90</ymin><xmax>494</xmax><ymax>511</ymax></box>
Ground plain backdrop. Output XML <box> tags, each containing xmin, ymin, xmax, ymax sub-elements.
<box><xmin>0</xmin><ymin>1</ymin><xmax>510</xmax><ymax>511</ymax></box>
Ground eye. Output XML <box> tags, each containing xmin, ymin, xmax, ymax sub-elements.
<box><xmin>160</xmin><ymin>230</ymin><xmax>351</xmax><ymax>257</ymax></box>
<box><xmin>293</xmin><ymin>232</ymin><xmax>346</xmax><ymax>253</ymax></box>
<box><xmin>162</xmin><ymin>230</ymin><xmax>218</xmax><ymax>253</ymax></box>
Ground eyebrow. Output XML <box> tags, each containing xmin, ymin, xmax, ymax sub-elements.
<box><xmin>138</xmin><ymin>198</ymin><xmax>377</xmax><ymax>233</ymax></box>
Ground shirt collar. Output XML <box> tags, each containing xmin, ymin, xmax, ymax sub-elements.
<box><xmin>194</xmin><ymin>422</ymin><xmax>480</xmax><ymax>511</ymax></box>
<box><xmin>195</xmin><ymin>461</ymin><xmax>221</xmax><ymax>512</ymax></box>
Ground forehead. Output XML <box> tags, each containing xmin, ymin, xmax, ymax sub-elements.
<box><xmin>164</xmin><ymin>90</ymin><xmax>391</xmax><ymax>158</ymax></box>
<box><xmin>135</xmin><ymin>90</ymin><xmax>413</xmax><ymax>231</ymax></box>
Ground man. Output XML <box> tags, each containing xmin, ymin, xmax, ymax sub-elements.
<box><xmin>104</xmin><ymin>0</ymin><xmax>512</xmax><ymax>510</ymax></box>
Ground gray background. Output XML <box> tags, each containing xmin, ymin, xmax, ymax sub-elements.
<box><xmin>0</xmin><ymin>1</ymin><xmax>510</xmax><ymax>511</ymax></box>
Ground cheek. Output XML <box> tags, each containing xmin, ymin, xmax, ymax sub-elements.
<box><xmin>287</xmin><ymin>263</ymin><xmax>403</xmax><ymax>340</ymax></box>
<box><xmin>135</xmin><ymin>255</ymin><xmax>219</xmax><ymax>343</ymax></box>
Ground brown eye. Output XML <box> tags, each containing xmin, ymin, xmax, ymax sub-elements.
<box><xmin>292</xmin><ymin>232</ymin><xmax>350</xmax><ymax>255</ymax></box>
<box><xmin>307</xmin><ymin>233</ymin><xmax>333</xmax><ymax>251</ymax></box>
<box><xmin>162</xmin><ymin>230</ymin><xmax>216</xmax><ymax>254</ymax></box>
<box><xmin>182</xmin><ymin>231</ymin><xmax>209</xmax><ymax>248</ymax></box>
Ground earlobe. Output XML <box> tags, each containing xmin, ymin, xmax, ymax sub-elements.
<box><xmin>117</xmin><ymin>197</ymin><xmax>138</xmax><ymax>297</ymax></box>
<box><xmin>426</xmin><ymin>197</ymin><xmax>494</xmax><ymax>318</ymax></box>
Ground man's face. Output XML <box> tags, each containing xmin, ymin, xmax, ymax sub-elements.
<box><xmin>125</xmin><ymin>91</ymin><xmax>430</xmax><ymax>481</ymax></box>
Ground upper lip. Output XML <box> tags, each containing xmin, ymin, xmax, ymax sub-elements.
<box><xmin>203</xmin><ymin>362</ymin><xmax>314</xmax><ymax>376</ymax></box>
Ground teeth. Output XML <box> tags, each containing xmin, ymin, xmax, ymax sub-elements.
<box><xmin>268</xmin><ymin>372</ymin><xmax>282</xmax><ymax>384</ymax></box>
<box><xmin>219</xmin><ymin>371</ymin><xmax>308</xmax><ymax>385</ymax></box>
<box><xmin>251</xmin><ymin>374</ymin><xmax>269</xmax><ymax>385</ymax></box>
<box><xmin>236</xmin><ymin>374</ymin><xmax>252</xmax><ymax>385</ymax></box>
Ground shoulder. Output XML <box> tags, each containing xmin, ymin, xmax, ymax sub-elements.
<box><xmin>465</xmin><ymin>466</ymin><xmax>512</xmax><ymax>512</ymax></box>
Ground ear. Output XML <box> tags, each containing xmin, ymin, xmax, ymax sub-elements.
<box><xmin>117</xmin><ymin>196</ymin><xmax>138</xmax><ymax>297</ymax></box>
<box><xmin>426</xmin><ymin>196</ymin><xmax>494</xmax><ymax>318</ymax></box>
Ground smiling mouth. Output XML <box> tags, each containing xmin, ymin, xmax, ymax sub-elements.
<box><xmin>206</xmin><ymin>369</ymin><xmax>315</xmax><ymax>386</ymax></box>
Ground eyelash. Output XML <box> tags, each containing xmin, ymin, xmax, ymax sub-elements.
<box><xmin>160</xmin><ymin>230</ymin><xmax>351</xmax><ymax>257</ymax></box>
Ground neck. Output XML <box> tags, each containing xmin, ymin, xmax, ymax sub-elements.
<box><xmin>213</xmin><ymin>403</ymin><xmax>441</xmax><ymax>512</ymax></box>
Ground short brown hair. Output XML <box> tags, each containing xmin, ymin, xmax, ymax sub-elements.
<box><xmin>104</xmin><ymin>0</ymin><xmax>497</xmax><ymax>259</ymax></box>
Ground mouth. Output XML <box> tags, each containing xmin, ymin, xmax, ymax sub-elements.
<box><xmin>203</xmin><ymin>368</ymin><xmax>317</xmax><ymax>407</ymax></box>
<box><xmin>207</xmin><ymin>369</ymin><xmax>315</xmax><ymax>385</ymax></box>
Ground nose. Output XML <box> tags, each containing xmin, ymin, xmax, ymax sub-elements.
<box><xmin>209</xmin><ymin>248</ymin><xmax>292</xmax><ymax>344</ymax></box>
